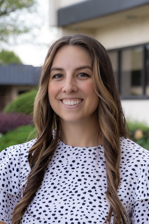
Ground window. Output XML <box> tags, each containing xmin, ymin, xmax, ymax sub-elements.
<box><xmin>121</xmin><ymin>47</ymin><xmax>143</xmax><ymax>96</ymax></box>
<box><xmin>108</xmin><ymin>43</ymin><xmax>149</xmax><ymax>99</ymax></box>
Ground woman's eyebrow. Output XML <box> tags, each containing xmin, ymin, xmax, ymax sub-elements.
<box><xmin>50</xmin><ymin>65</ymin><xmax>92</xmax><ymax>71</ymax></box>
<box><xmin>50</xmin><ymin>67</ymin><xmax>63</xmax><ymax>71</ymax></box>
<box><xmin>75</xmin><ymin>65</ymin><xmax>92</xmax><ymax>71</ymax></box>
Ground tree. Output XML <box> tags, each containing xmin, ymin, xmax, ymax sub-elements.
<box><xmin>0</xmin><ymin>0</ymin><xmax>37</xmax><ymax>43</ymax></box>
<box><xmin>0</xmin><ymin>49</ymin><xmax>22</xmax><ymax>64</ymax></box>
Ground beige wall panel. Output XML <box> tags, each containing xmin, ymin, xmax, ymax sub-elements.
<box><xmin>95</xmin><ymin>16</ymin><xmax>149</xmax><ymax>49</ymax></box>
<box><xmin>58</xmin><ymin>15</ymin><xmax>149</xmax><ymax>49</ymax></box>
<box><xmin>121</xmin><ymin>100</ymin><xmax>149</xmax><ymax>125</ymax></box>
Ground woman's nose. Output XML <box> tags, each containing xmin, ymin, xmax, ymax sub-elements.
<box><xmin>62</xmin><ymin>77</ymin><xmax>78</xmax><ymax>93</ymax></box>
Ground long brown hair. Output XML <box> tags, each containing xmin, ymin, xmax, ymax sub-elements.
<box><xmin>12</xmin><ymin>34</ymin><xmax>128</xmax><ymax>224</ymax></box>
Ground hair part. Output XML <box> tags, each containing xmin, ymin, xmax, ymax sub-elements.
<box><xmin>12</xmin><ymin>34</ymin><xmax>128</xmax><ymax>224</ymax></box>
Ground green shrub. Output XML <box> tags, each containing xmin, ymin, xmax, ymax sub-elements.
<box><xmin>0</xmin><ymin>125</ymin><xmax>36</xmax><ymax>152</ymax></box>
<box><xmin>127</xmin><ymin>121</ymin><xmax>149</xmax><ymax>150</ymax></box>
<box><xmin>4</xmin><ymin>88</ymin><xmax>38</xmax><ymax>115</ymax></box>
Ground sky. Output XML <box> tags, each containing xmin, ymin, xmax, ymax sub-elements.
<box><xmin>6</xmin><ymin>0</ymin><xmax>58</xmax><ymax>67</ymax></box>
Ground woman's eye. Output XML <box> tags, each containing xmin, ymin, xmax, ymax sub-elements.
<box><xmin>52</xmin><ymin>74</ymin><xmax>63</xmax><ymax>79</ymax></box>
<box><xmin>78</xmin><ymin>73</ymin><xmax>90</xmax><ymax>78</ymax></box>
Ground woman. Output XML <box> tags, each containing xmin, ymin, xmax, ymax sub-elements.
<box><xmin>0</xmin><ymin>34</ymin><xmax>149</xmax><ymax>224</ymax></box>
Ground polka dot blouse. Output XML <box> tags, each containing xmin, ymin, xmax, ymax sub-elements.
<box><xmin>0</xmin><ymin>137</ymin><xmax>149</xmax><ymax>224</ymax></box>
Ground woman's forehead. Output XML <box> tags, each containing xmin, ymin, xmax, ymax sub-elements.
<box><xmin>51</xmin><ymin>45</ymin><xmax>92</xmax><ymax>68</ymax></box>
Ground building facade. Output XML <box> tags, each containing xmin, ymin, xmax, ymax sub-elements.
<box><xmin>0</xmin><ymin>64</ymin><xmax>41</xmax><ymax>111</ymax></box>
<box><xmin>49</xmin><ymin>0</ymin><xmax>149</xmax><ymax>124</ymax></box>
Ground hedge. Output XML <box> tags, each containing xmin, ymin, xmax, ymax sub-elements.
<box><xmin>4</xmin><ymin>88</ymin><xmax>37</xmax><ymax>115</ymax></box>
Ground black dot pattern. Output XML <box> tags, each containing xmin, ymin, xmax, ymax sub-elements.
<box><xmin>0</xmin><ymin>137</ymin><xmax>149</xmax><ymax>223</ymax></box>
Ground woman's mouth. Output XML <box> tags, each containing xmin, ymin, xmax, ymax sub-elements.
<box><xmin>61</xmin><ymin>99</ymin><xmax>83</xmax><ymax>106</ymax></box>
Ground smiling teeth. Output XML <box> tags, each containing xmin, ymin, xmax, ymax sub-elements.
<box><xmin>62</xmin><ymin>100</ymin><xmax>82</xmax><ymax>105</ymax></box>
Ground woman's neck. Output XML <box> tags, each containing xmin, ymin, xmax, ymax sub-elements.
<box><xmin>59</xmin><ymin>118</ymin><xmax>103</xmax><ymax>147</ymax></box>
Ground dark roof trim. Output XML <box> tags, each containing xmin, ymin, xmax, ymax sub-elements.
<box><xmin>58</xmin><ymin>0</ymin><xmax>149</xmax><ymax>27</ymax></box>
<box><xmin>0</xmin><ymin>64</ymin><xmax>41</xmax><ymax>85</ymax></box>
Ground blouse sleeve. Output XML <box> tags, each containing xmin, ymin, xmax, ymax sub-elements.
<box><xmin>0</xmin><ymin>144</ymin><xmax>29</xmax><ymax>224</ymax></box>
<box><xmin>131</xmin><ymin>150</ymin><xmax>149</xmax><ymax>223</ymax></box>
<box><xmin>131</xmin><ymin>199</ymin><xmax>149</xmax><ymax>223</ymax></box>
<box><xmin>0</xmin><ymin>189</ymin><xmax>20</xmax><ymax>224</ymax></box>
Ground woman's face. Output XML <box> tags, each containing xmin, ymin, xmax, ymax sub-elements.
<box><xmin>48</xmin><ymin>45</ymin><xmax>99</xmax><ymax>125</ymax></box>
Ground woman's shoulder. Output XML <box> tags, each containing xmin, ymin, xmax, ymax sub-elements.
<box><xmin>0</xmin><ymin>139</ymin><xmax>36</xmax><ymax>195</ymax></box>
<box><xmin>1</xmin><ymin>138</ymin><xmax>36</xmax><ymax>153</ymax></box>
<box><xmin>0</xmin><ymin>139</ymin><xmax>36</xmax><ymax>162</ymax></box>
<box><xmin>120</xmin><ymin>137</ymin><xmax>149</xmax><ymax>161</ymax></box>
<box><xmin>120</xmin><ymin>137</ymin><xmax>149</xmax><ymax>202</ymax></box>
<box><xmin>120</xmin><ymin>137</ymin><xmax>149</xmax><ymax>181</ymax></box>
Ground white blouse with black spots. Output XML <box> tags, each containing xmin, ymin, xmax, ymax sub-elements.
<box><xmin>0</xmin><ymin>137</ymin><xmax>149</xmax><ymax>224</ymax></box>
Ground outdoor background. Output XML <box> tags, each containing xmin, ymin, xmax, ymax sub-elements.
<box><xmin>0</xmin><ymin>0</ymin><xmax>149</xmax><ymax>151</ymax></box>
